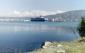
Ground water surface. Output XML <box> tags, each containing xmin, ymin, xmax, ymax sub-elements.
<box><xmin>0</xmin><ymin>22</ymin><xmax>80</xmax><ymax>52</ymax></box>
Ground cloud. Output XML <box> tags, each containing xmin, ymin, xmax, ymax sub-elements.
<box><xmin>0</xmin><ymin>10</ymin><xmax>65</xmax><ymax>17</ymax></box>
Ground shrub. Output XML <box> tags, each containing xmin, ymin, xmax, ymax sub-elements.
<box><xmin>78</xmin><ymin>17</ymin><xmax>85</xmax><ymax>37</ymax></box>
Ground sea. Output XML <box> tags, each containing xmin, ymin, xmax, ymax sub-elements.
<box><xmin>0</xmin><ymin>21</ymin><xmax>80</xmax><ymax>53</ymax></box>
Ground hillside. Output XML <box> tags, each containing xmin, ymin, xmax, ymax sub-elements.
<box><xmin>44</xmin><ymin>10</ymin><xmax>85</xmax><ymax>22</ymax></box>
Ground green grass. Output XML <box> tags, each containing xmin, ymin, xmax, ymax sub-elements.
<box><xmin>29</xmin><ymin>37</ymin><xmax>85</xmax><ymax>53</ymax></box>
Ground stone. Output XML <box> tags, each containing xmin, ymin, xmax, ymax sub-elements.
<box><xmin>42</xmin><ymin>41</ymin><xmax>52</xmax><ymax>48</ymax></box>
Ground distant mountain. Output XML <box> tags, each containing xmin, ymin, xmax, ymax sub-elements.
<box><xmin>44</xmin><ymin>10</ymin><xmax>85</xmax><ymax>21</ymax></box>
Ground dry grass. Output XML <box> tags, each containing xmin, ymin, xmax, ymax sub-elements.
<box><xmin>29</xmin><ymin>37</ymin><xmax>85</xmax><ymax>53</ymax></box>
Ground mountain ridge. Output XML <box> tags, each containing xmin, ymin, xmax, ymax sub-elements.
<box><xmin>44</xmin><ymin>10</ymin><xmax>85</xmax><ymax>21</ymax></box>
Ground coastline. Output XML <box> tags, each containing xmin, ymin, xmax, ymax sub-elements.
<box><xmin>29</xmin><ymin>37</ymin><xmax>85</xmax><ymax>53</ymax></box>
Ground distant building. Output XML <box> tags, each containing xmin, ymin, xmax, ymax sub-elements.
<box><xmin>47</xmin><ymin>18</ymin><xmax>53</xmax><ymax>22</ymax></box>
<box><xmin>47</xmin><ymin>18</ymin><xmax>64</xmax><ymax>22</ymax></box>
<box><xmin>53</xmin><ymin>18</ymin><xmax>64</xmax><ymax>22</ymax></box>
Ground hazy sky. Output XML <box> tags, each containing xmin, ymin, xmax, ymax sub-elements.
<box><xmin>0</xmin><ymin>0</ymin><xmax>85</xmax><ymax>17</ymax></box>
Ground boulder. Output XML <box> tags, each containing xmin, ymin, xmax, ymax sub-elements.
<box><xmin>42</xmin><ymin>41</ymin><xmax>53</xmax><ymax>48</ymax></box>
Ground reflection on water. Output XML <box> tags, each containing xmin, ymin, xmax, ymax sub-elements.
<box><xmin>0</xmin><ymin>22</ymin><xmax>80</xmax><ymax>52</ymax></box>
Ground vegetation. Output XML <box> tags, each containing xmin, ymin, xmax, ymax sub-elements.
<box><xmin>29</xmin><ymin>38</ymin><xmax>85</xmax><ymax>53</ymax></box>
<box><xmin>78</xmin><ymin>17</ymin><xmax>85</xmax><ymax>37</ymax></box>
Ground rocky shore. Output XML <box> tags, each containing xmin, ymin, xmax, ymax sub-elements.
<box><xmin>29</xmin><ymin>38</ymin><xmax>85</xmax><ymax>53</ymax></box>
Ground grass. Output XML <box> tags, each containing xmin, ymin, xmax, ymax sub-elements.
<box><xmin>29</xmin><ymin>37</ymin><xmax>85</xmax><ymax>53</ymax></box>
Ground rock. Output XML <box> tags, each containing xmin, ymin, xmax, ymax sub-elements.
<box><xmin>42</xmin><ymin>42</ymin><xmax>65</xmax><ymax>53</ymax></box>
<box><xmin>42</xmin><ymin>41</ymin><xmax>52</xmax><ymax>48</ymax></box>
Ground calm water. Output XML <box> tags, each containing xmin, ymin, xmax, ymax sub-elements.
<box><xmin>0</xmin><ymin>22</ymin><xmax>80</xmax><ymax>52</ymax></box>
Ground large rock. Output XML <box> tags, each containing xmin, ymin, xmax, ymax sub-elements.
<box><xmin>42</xmin><ymin>41</ymin><xmax>66</xmax><ymax>53</ymax></box>
<box><xmin>42</xmin><ymin>41</ymin><xmax>54</xmax><ymax>48</ymax></box>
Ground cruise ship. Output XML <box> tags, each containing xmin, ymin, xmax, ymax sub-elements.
<box><xmin>31</xmin><ymin>16</ymin><xmax>46</xmax><ymax>22</ymax></box>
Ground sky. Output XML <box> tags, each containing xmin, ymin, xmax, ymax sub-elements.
<box><xmin>0</xmin><ymin>0</ymin><xmax>85</xmax><ymax>17</ymax></box>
